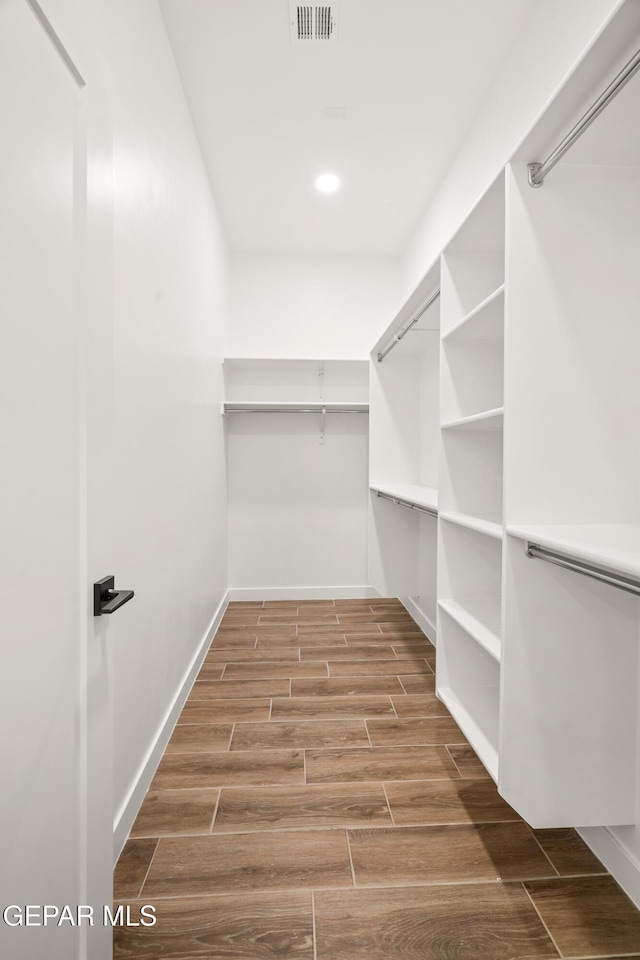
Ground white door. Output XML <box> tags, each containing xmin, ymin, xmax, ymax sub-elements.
<box><xmin>0</xmin><ymin>2</ymin><xmax>114</xmax><ymax>957</ymax></box>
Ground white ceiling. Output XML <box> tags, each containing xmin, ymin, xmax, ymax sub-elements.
<box><xmin>159</xmin><ymin>0</ymin><xmax>534</xmax><ymax>256</ymax></box>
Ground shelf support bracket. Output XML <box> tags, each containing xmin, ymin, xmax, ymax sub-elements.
<box><xmin>319</xmin><ymin>406</ymin><xmax>325</xmax><ymax>444</ymax></box>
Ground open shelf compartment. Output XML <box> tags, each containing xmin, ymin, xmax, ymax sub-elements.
<box><xmin>437</xmin><ymin>610</ymin><xmax>500</xmax><ymax>782</ymax></box>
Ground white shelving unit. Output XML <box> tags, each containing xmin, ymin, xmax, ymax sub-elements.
<box><xmin>224</xmin><ymin>358</ymin><xmax>371</xmax><ymax>595</ymax></box>
<box><xmin>498</xmin><ymin>14</ymin><xmax>640</xmax><ymax>826</ymax></box>
<box><xmin>368</xmin><ymin>261</ymin><xmax>440</xmax><ymax>634</ymax></box>
<box><xmin>364</xmin><ymin>0</ymin><xmax>640</xmax><ymax>842</ymax></box>
<box><xmin>223</xmin><ymin>358</ymin><xmax>369</xmax><ymax>411</ymax></box>
<box><xmin>364</xmin><ymin>2</ymin><xmax>640</xmax><ymax>899</ymax></box>
<box><xmin>436</xmin><ymin>174</ymin><xmax>506</xmax><ymax>780</ymax></box>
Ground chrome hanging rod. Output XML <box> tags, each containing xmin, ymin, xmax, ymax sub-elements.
<box><xmin>376</xmin><ymin>490</ymin><xmax>437</xmax><ymax>518</ymax></box>
<box><xmin>377</xmin><ymin>288</ymin><xmax>440</xmax><ymax>362</ymax></box>
<box><xmin>525</xmin><ymin>541</ymin><xmax>640</xmax><ymax>596</ymax></box>
<box><xmin>528</xmin><ymin>45</ymin><xmax>640</xmax><ymax>187</ymax></box>
<box><xmin>224</xmin><ymin>406</ymin><xmax>365</xmax><ymax>414</ymax></box>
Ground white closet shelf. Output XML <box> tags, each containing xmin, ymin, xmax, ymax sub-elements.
<box><xmin>438</xmin><ymin>598</ymin><xmax>501</xmax><ymax>662</ymax></box>
<box><xmin>440</xmin><ymin>511</ymin><xmax>503</xmax><ymax>540</ymax></box>
<box><xmin>370</xmin><ymin>483</ymin><xmax>438</xmax><ymax>513</ymax></box>
<box><xmin>223</xmin><ymin>401</ymin><xmax>369</xmax><ymax>414</ymax></box>
<box><xmin>441</xmin><ymin>407</ymin><xmax>504</xmax><ymax>431</ymax></box>
<box><xmin>437</xmin><ymin>686</ymin><xmax>499</xmax><ymax>781</ymax></box>
<box><xmin>442</xmin><ymin>284</ymin><xmax>505</xmax><ymax>343</ymax></box>
<box><xmin>507</xmin><ymin>523</ymin><xmax>640</xmax><ymax>580</ymax></box>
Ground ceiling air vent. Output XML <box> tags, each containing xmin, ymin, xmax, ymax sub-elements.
<box><xmin>290</xmin><ymin>3</ymin><xmax>339</xmax><ymax>44</ymax></box>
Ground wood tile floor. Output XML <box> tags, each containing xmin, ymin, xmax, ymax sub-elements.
<box><xmin>114</xmin><ymin>598</ymin><xmax>640</xmax><ymax>959</ymax></box>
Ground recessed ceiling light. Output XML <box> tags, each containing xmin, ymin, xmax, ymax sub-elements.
<box><xmin>315</xmin><ymin>172</ymin><xmax>341</xmax><ymax>193</ymax></box>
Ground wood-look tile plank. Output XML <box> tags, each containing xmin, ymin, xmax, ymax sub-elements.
<box><xmin>366</xmin><ymin>716</ymin><xmax>466</xmax><ymax>746</ymax></box>
<box><xmin>214</xmin><ymin>783</ymin><xmax>392</xmax><ymax>833</ymax></box>
<box><xmin>306</xmin><ymin>745</ymin><xmax>460</xmax><ymax>784</ymax></box>
<box><xmin>291</xmin><ymin>676</ymin><xmax>405</xmax><ymax>698</ymax></box>
<box><xmin>228</xmin><ymin>600</ymin><xmax>265</xmax><ymax>607</ymax></box>
<box><xmin>151</xmin><ymin>750</ymin><xmax>305</xmax><ymax>789</ymax></box>
<box><xmin>130</xmin><ymin>789</ymin><xmax>220</xmax><ymax>838</ymax></box>
<box><xmin>378</xmin><ymin>623</ymin><xmax>427</xmax><ymax>636</ymax></box>
<box><xmin>113</xmin><ymin>892</ymin><xmax>314</xmax><ymax>959</ymax></box>
<box><xmin>524</xmin><ymin>876</ymin><xmax>640</xmax><ymax>956</ymax></box>
<box><xmin>391</xmin><ymin>694</ymin><xmax>450</xmax><ymax>718</ymax></box>
<box><xmin>398</xmin><ymin>674</ymin><xmax>436</xmax><ymax>695</ymax></box>
<box><xmin>271</xmin><ymin>696</ymin><xmax>395</xmax><ymax>721</ymax></box>
<box><xmin>188</xmin><ymin>679</ymin><xmax>290</xmax><ymax>700</ymax></box>
<box><xmin>258</xmin><ymin>614</ymin><xmax>339</xmax><ymax>624</ymax></box>
<box><xmin>206</xmin><ymin>646</ymin><xmax>299</xmax><ymax>663</ymax></box>
<box><xmin>299</xmin><ymin>643</ymin><xmax>397</xmax><ymax>661</ymax></box>
<box><xmin>113</xmin><ymin>838</ymin><xmax>158</xmax><ymax>899</ymax></box>
<box><xmin>328</xmin><ymin>658</ymin><xmax>433</xmax><ymax>678</ymax></box>
<box><xmin>221</xmin><ymin>661</ymin><xmax>328</xmax><ymax>681</ymax></box>
<box><xmin>334</xmin><ymin>599</ymin><xmax>378</xmax><ymax>608</ymax></box>
<box><xmin>328</xmin><ymin>604</ymin><xmax>375</xmax><ymax>614</ymax></box>
<box><xmin>298</xmin><ymin>623</ymin><xmax>382</xmax><ymax>636</ymax></box>
<box><xmin>177</xmin><ymin>698</ymin><xmax>271</xmax><ymax>725</ymax></box>
<box><xmin>220</xmin><ymin>614</ymin><xmax>261</xmax><ymax>626</ymax></box>
<box><xmin>384</xmin><ymin>779</ymin><xmax>521</xmax><ymax>825</ymax></box>
<box><xmin>369</xmin><ymin>599</ymin><xmax>406</xmax><ymax>608</ymax></box>
<box><xmin>337</xmin><ymin>611</ymin><xmax>413</xmax><ymax>623</ymax></box>
<box><xmin>218</xmin><ymin>624</ymin><xmax>297</xmax><ymax>636</ymax></box>
<box><xmin>447</xmin><ymin>744</ymin><xmax>492</xmax><ymax>779</ymax></box>
<box><xmin>257</xmin><ymin>633</ymin><xmax>346</xmax><ymax>648</ymax></box>
<box><xmin>141</xmin><ymin>830</ymin><xmax>353</xmax><ymax>897</ymax></box>
<box><xmin>348</xmin><ymin>822</ymin><xmax>556</xmax><ymax>885</ymax></box>
<box><xmin>531</xmin><ymin>828</ymin><xmax>607</xmax><ymax>876</ymax></box>
<box><xmin>391</xmin><ymin>642</ymin><xmax>436</xmax><ymax>660</ymax></box>
<box><xmin>166</xmin><ymin>723</ymin><xmax>233</xmax><ymax>754</ymax></box>
<box><xmin>263</xmin><ymin>599</ymin><xmax>335</xmax><ymax>609</ymax></box>
<box><xmin>314</xmin><ymin>884</ymin><xmax>559</xmax><ymax>960</ymax></box>
<box><xmin>231</xmin><ymin>719</ymin><xmax>370</xmax><ymax>751</ymax></box>
<box><xmin>195</xmin><ymin>661</ymin><xmax>226</xmax><ymax>680</ymax></box>
<box><xmin>209</xmin><ymin>633</ymin><xmax>258</xmax><ymax>649</ymax></box>
<box><xmin>345</xmin><ymin>632</ymin><xmax>410</xmax><ymax>644</ymax></box>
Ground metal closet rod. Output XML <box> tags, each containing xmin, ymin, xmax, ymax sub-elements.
<box><xmin>377</xmin><ymin>288</ymin><xmax>440</xmax><ymax>362</ymax></box>
<box><xmin>224</xmin><ymin>407</ymin><xmax>365</xmax><ymax>414</ymax></box>
<box><xmin>376</xmin><ymin>490</ymin><xmax>437</xmax><ymax>518</ymax></box>
<box><xmin>525</xmin><ymin>541</ymin><xmax>640</xmax><ymax>596</ymax></box>
<box><xmin>528</xmin><ymin>44</ymin><xmax>640</xmax><ymax>187</ymax></box>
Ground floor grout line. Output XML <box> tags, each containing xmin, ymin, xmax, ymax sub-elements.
<box><xmin>345</xmin><ymin>829</ymin><xmax>357</xmax><ymax>889</ymax></box>
<box><xmin>364</xmin><ymin>720</ymin><xmax>373</xmax><ymax>748</ymax></box>
<box><xmin>521</xmin><ymin>881</ymin><xmax>565</xmax><ymax>958</ymax></box>
<box><xmin>208</xmin><ymin>789</ymin><xmax>222</xmax><ymax>834</ymax></box>
<box><xmin>526</xmin><ymin>823</ymin><xmax>561</xmax><ymax>878</ymax></box>
<box><xmin>380</xmin><ymin>782</ymin><xmax>395</xmax><ymax>826</ymax></box>
<box><xmin>311</xmin><ymin>889</ymin><xmax>318</xmax><ymax>960</ymax></box>
<box><xmin>135</xmin><ymin>837</ymin><xmax>160</xmax><ymax>900</ymax></box>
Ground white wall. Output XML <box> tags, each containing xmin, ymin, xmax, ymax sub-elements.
<box><xmin>402</xmin><ymin>0</ymin><xmax>624</xmax><ymax>297</ymax></box>
<box><xmin>225</xmin><ymin>253</ymin><xmax>400</xmax><ymax>598</ymax></box>
<box><xmin>229</xmin><ymin>253</ymin><xmax>401</xmax><ymax>359</ymax></box>
<box><xmin>76</xmin><ymin>0</ymin><xmax>230</xmax><ymax>847</ymax></box>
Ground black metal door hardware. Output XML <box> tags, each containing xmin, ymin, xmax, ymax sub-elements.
<box><xmin>93</xmin><ymin>575</ymin><xmax>134</xmax><ymax>616</ymax></box>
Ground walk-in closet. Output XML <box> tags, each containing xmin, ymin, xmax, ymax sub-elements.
<box><xmin>5</xmin><ymin>0</ymin><xmax>640</xmax><ymax>957</ymax></box>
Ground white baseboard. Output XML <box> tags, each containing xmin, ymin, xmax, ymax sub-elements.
<box><xmin>400</xmin><ymin>596</ymin><xmax>437</xmax><ymax>644</ymax></box>
<box><xmin>578</xmin><ymin>826</ymin><xmax>640</xmax><ymax>910</ymax></box>
<box><xmin>112</xmin><ymin>591</ymin><xmax>229</xmax><ymax>863</ymax></box>
<box><xmin>227</xmin><ymin>584</ymin><xmax>378</xmax><ymax>601</ymax></box>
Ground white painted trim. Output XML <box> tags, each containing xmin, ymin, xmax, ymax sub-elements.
<box><xmin>401</xmin><ymin>595</ymin><xmax>437</xmax><ymax>644</ymax></box>
<box><xmin>227</xmin><ymin>585</ymin><xmax>378</xmax><ymax>601</ymax></box>
<box><xmin>578</xmin><ymin>826</ymin><xmax>640</xmax><ymax>910</ymax></box>
<box><xmin>112</xmin><ymin>591</ymin><xmax>229</xmax><ymax>863</ymax></box>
